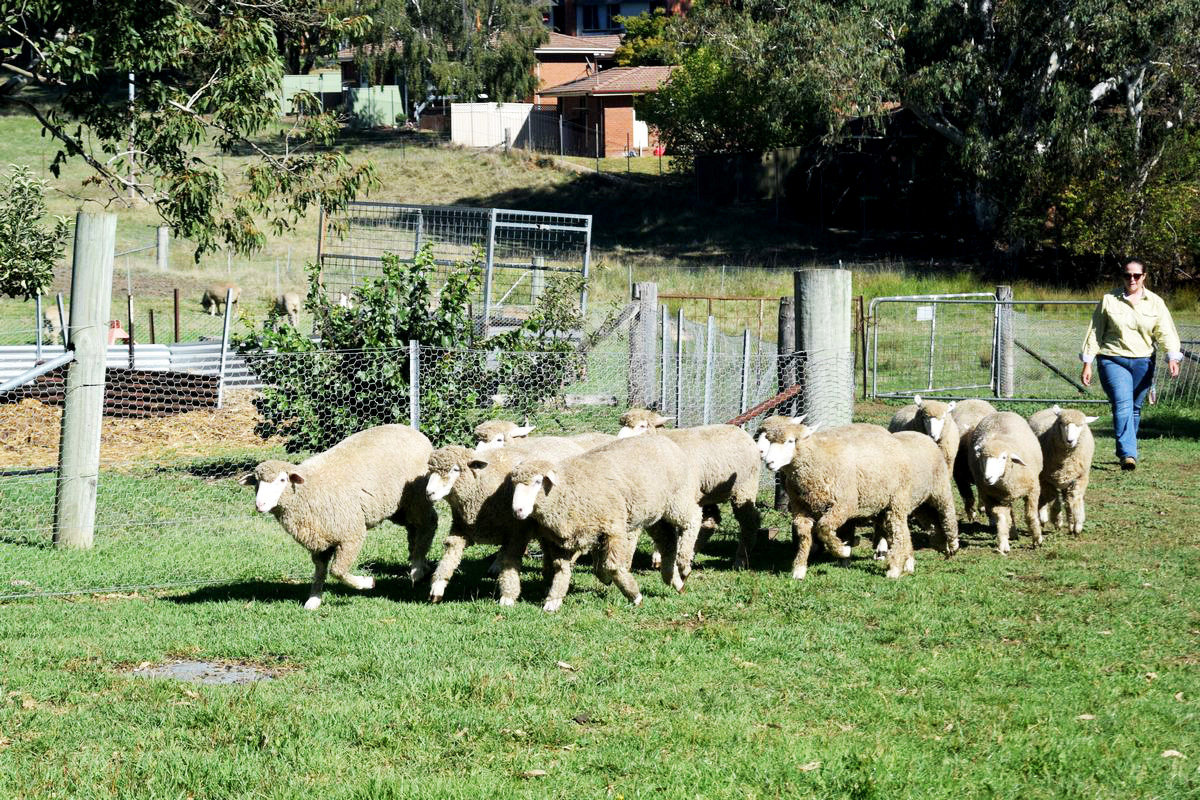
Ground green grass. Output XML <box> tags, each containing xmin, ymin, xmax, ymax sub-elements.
<box><xmin>2</xmin><ymin>403</ymin><xmax>1200</xmax><ymax>798</ymax></box>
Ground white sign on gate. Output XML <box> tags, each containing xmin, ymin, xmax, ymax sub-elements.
<box><xmin>915</xmin><ymin>305</ymin><xmax>934</xmax><ymax>321</ymax></box>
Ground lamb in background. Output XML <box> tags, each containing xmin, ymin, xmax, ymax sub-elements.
<box><xmin>473</xmin><ymin>419</ymin><xmax>615</xmax><ymax>454</ymax></box>
<box><xmin>240</xmin><ymin>424</ymin><xmax>437</xmax><ymax>609</ymax></box>
<box><xmin>275</xmin><ymin>292</ymin><xmax>301</xmax><ymax>327</ymax></box>
<box><xmin>201</xmin><ymin>283</ymin><xmax>241</xmax><ymax>316</ymax></box>
<box><xmin>950</xmin><ymin>398</ymin><xmax>999</xmax><ymax>521</ymax></box>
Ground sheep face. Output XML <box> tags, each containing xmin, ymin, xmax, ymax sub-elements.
<box><xmin>616</xmin><ymin>409</ymin><xmax>671</xmax><ymax>438</ymax></box>
<box><xmin>974</xmin><ymin>444</ymin><xmax>1026</xmax><ymax>485</ymax></box>
<box><xmin>762</xmin><ymin>421</ymin><xmax>815</xmax><ymax>472</ymax></box>
<box><xmin>473</xmin><ymin>421</ymin><xmax>534</xmax><ymax>453</ymax></box>
<box><xmin>1052</xmin><ymin>406</ymin><xmax>1098</xmax><ymax>448</ymax></box>
<box><xmin>240</xmin><ymin>463</ymin><xmax>302</xmax><ymax>513</ymax></box>
<box><xmin>916</xmin><ymin>398</ymin><xmax>955</xmax><ymax>442</ymax></box>
<box><xmin>754</xmin><ymin>415</ymin><xmax>802</xmax><ymax>460</ymax></box>
<box><xmin>426</xmin><ymin>466</ymin><xmax>460</xmax><ymax>501</ymax></box>
<box><xmin>510</xmin><ymin>460</ymin><xmax>556</xmax><ymax>520</ymax></box>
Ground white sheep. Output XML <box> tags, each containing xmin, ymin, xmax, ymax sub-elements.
<box><xmin>890</xmin><ymin>430</ymin><xmax>960</xmax><ymax>557</ymax></box>
<box><xmin>276</xmin><ymin>292</ymin><xmax>301</xmax><ymax>327</ymax></box>
<box><xmin>239</xmin><ymin>424</ymin><xmax>437</xmax><ymax>609</ymax></box>
<box><xmin>887</xmin><ymin>395</ymin><xmax>960</xmax><ymax>472</ymax></box>
<box><xmin>473</xmin><ymin>419</ymin><xmax>614</xmax><ymax>454</ymax></box>
<box><xmin>950</xmin><ymin>398</ymin><xmax>998</xmax><ymax>521</ymax></box>
<box><xmin>509</xmin><ymin>436</ymin><xmax>703</xmax><ymax>612</ymax></box>
<box><xmin>425</xmin><ymin>437</ymin><xmax>583</xmax><ymax>605</ymax></box>
<box><xmin>1027</xmin><ymin>405</ymin><xmax>1098</xmax><ymax>535</ymax></box>
<box><xmin>201</xmin><ymin>283</ymin><xmax>241</xmax><ymax>316</ymax></box>
<box><xmin>617</xmin><ymin>409</ymin><xmax>762</xmax><ymax>569</ymax></box>
<box><xmin>966</xmin><ymin>411</ymin><xmax>1044</xmax><ymax>554</ymax></box>
<box><xmin>761</xmin><ymin>421</ymin><xmax>921</xmax><ymax>580</ymax></box>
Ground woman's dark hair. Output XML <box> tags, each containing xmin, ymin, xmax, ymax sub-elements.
<box><xmin>1122</xmin><ymin>259</ymin><xmax>1148</xmax><ymax>276</ymax></box>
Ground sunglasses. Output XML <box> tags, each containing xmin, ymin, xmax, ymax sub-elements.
<box><xmin>1123</xmin><ymin>273</ymin><xmax>1144</xmax><ymax>280</ymax></box>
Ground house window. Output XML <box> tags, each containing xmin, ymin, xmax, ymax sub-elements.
<box><xmin>582</xmin><ymin>4</ymin><xmax>622</xmax><ymax>31</ymax></box>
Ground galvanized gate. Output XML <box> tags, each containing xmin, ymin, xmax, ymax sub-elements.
<box><xmin>317</xmin><ymin>201</ymin><xmax>592</xmax><ymax>333</ymax></box>
<box><xmin>870</xmin><ymin>293</ymin><xmax>1108</xmax><ymax>404</ymax></box>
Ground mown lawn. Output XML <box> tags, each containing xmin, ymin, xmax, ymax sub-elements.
<box><xmin>1</xmin><ymin>405</ymin><xmax>1198</xmax><ymax>799</ymax></box>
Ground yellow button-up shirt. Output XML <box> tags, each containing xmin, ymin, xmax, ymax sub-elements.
<box><xmin>1081</xmin><ymin>288</ymin><xmax>1182</xmax><ymax>363</ymax></box>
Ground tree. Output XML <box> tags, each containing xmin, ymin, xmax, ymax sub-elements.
<box><xmin>613</xmin><ymin>9</ymin><xmax>679</xmax><ymax>67</ymax></box>
<box><xmin>0</xmin><ymin>165</ymin><xmax>69</xmax><ymax>300</ymax></box>
<box><xmin>636</xmin><ymin>0</ymin><xmax>900</xmax><ymax>167</ymax></box>
<box><xmin>0</xmin><ymin>0</ymin><xmax>378</xmax><ymax>260</ymax></box>
<box><xmin>345</xmin><ymin>0</ymin><xmax>548</xmax><ymax>116</ymax></box>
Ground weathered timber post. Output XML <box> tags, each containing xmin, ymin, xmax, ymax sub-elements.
<box><xmin>156</xmin><ymin>226</ymin><xmax>170</xmax><ymax>271</ymax></box>
<box><xmin>995</xmin><ymin>285</ymin><xmax>1014</xmax><ymax>398</ymax></box>
<box><xmin>530</xmin><ymin>255</ymin><xmax>545</xmax><ymax>304</ymax></box>
<box><xmin>794</xmin><ymin>268</ymin><xmax>853</xmax><ymax>429</ymax></box>
<box><xmin>54</xmin><ymin>212</ymin><xmax>117</xmax><ymax>550</ymax></box>
<box><xmin>775</xmin><ymin>296</ymin><xmax>796</xmax><ymax>512</ymax></box>
<box><xmin>627</xmin><ymin>282</ymin><xmax>658</xmax><ymax>409</ymax></box>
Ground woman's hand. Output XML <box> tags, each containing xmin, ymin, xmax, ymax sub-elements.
<box><xmin>1169</xmin><ymin>359</ymin><xmax>1181</xmax><ymax>379</ymax></box>
<box><xmin>1081</xmin><ymin>362</ymin><xmax>1093</xmax><ymax>387</ymax></box>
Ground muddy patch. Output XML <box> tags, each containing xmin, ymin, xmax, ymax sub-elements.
<box><xmin>127</xmin><ymin>659</ymin><xmax>277</xmax><ymax>685</ymax></box>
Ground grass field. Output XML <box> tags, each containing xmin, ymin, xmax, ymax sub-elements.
<box><xmin>1</xmin><ymin>403</ymin><xmax>1199</xmax><ymax>799</ymax></box>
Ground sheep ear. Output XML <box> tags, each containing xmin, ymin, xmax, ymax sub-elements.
<box><xmin>512</xmin><ymin>424</ymin><xmax>535</xmax><ymax>437</ymax></box>
<box><xmin>652</xmin><ymin>414</ymin><xmax>674</xmax><ymax>427</ymax></box>
<box><xmin>947</xmin><ymin>401</ymin><xmax>956</xmax><ymax>411</ymax></box>
<box><xmin>1052</xmin><ymin>404</ymin><xmax>1062</xmax><ymax>416</ymax></box>
<box><xmin>800</xmin><ymin>424</ymin><xmax>819</xmax><ymax>438</ymax></box>
<box><xmin>1084</xmin><ymin>415</ymin><xmax>1099</xmax><ymax>424</ymax></box>
<box><xmin>238</xmin><ymin>473</ymin><xmax>257</xmax><ymax>486</ymax></box>
<box><xmin>790</xmin><ymin>414</ymin><xmax>806</xmax><ymax>424</ymax></box>
<box><xmin>289</xmin><ymin>472</ymin><xmax>305</xmax><ymax>485</ymax></box>
<box><xmin>1009</xmin><ymin>452</ymin><xmax>1026</xmax><ymax>466</ymax></box>
<box><xmin>913</xmin><ymin>394</ymin><xmax>923</xmax><ymax>406</ymax></box>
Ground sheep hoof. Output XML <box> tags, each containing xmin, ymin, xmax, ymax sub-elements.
<box><xmin>498</xmin><ymin>596</ymin><xmax>516</xmax><ymax>607</ymax></box>
<box><xmin>1071</xmin><ymin>523</ymin><xmax>1083</xmax><ymax>535</ymax></box>
<box><xmin>650</xmin><ymin>552</ymin><xmax>662</xmax><ymax>569</ymax></box>
<box><xmin>903</xmin><ymin>556</ymin><xmax>915</xmax><ymax>574</ymax></box>
<box><xmin>542</xmin><ymin>599</ymin><xmax>562</xmax><ymax>613</ymax></box>
<box><xmin>429</xmin><ymin>579</ymin><xmax>448</xmax><ymax>602</ymax></box>
<box><xmin>945</xmin><ymin>541</ymin><xmax>960</xmax><ymax>557</ymax></box>
<box><xmin>873</xmin><ymin>540</ymin><xmax>889</xmax><ymax>561</ymax></box>
<box><xmin>791</xmin><ymin>565</ymin><xmax>807</xmax><ymax>580</ymax></box>
<box><xmin>632</xmin><ymin>594</ymin><xmax>643</xmax><ymax>606</ymax></box>
<box><xmin>885</xmin><ymin>566</ymin><xmax>902</xmax><ymax>579</ymax></box>
<box><xmin>837</xmin><ymin>545</ymin><xmax>852</xmax><ymax>559</ymax></box>
<box><xmin>303</xmin><ymin>596</ymin><xmax>322</xmax><ymax>610</ymax></box>
<box><xmin>671</xmin><ymin>575</ymin><xmax>685</xmax><ymax>593</ymax></box>
<box><xmin>345</xmin><ymin>575</ymin><xmax>374</xmax><ymax>591</ymax></box>
<box><xmin>998</xmin><ymin>542</ymin><xmax>1011</xmax><ymax>555</ymax></box>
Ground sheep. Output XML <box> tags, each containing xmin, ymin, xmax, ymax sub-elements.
<box><xmin>1027</xmin><ymin>405</ymin><xmax>1098</xmax><ymax>535</ymax></box>
<box><xmin>887</xmin><ymin>396</ymin><xmax>960</xmax><ymax>472</ymax></box>
<box><xmin>43</xmin><ymin>306</ymin><xmax>68</xmax><ymax>344</ymax></box>
<box><xmin>275</xmin><ymin>292</ymin><xmax>301</xmax><ymax>327</ymax></box>
<box><xmin>966</xmin><ymin>411</ymin><xmax>1043</xmax><ymax>554</ymax></box>
<box><xmin>950</xmin><ymin>398</ymin><xmax>998</xmax><ymax>521</ymax></box>
<box><xmin>239</xmin><ymin>424</ymin><xmax>437</xmax><ymax>609</ymax></box>
<box><xmin>201</xmin><ymin>283</ymin><xmax>241</xmax><ymax>316</ymax></box>
<box><xmin>472</xmin><ymin>419</ymin><xmax>614</xmax><ymax>454</ymax></box>
<box><xmin>509</xmin><ymin>435</ymin><xmax>703</xmax><ymax>612</ymax></box>
<box><xmin>617</xmin><ymin>408</ymin><xmax>762</xmax><ymax>569</ymax></box>
<box><xmin>761</xmin><ymin>421</ymin><xmax>920</xmax><ymax>580</ymax></box>
<box><xmin>889</xmin><ymin>430</ymin><xmax>960</xmax><ymax>557</ymax></box>
<box><xmin>425</xmin><ymin>437</ymin><xmax>584</xmax><ymax>605</ymax></box>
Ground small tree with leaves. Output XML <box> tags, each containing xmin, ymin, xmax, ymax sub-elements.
<box><xmin>0</xmin><ymin>165</ymin><xmax>69</xmax><ymax>300</ymax></box>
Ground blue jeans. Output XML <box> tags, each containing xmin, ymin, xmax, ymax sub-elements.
<box><xmin>1096</xmin><ymin>355</ymin><xmax>1155</xmax><ymax>460</ymax></box>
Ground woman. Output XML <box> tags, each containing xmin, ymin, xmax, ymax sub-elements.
<box><xmin>1080</xmin><ymin>260</ymin><xmax>1182</xmax><ymax>470</ymax></box>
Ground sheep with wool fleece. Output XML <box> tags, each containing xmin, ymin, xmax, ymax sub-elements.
<box><xmin>949</xmin><ymin>398</ymin><xmax>999</xmax><ymax>521</ymax></box>
<box><xmin>509</xmin><ymin>436</ymin><xmax>703</xmax><ymax>612</ymax></box>
<box><xmin>240</xmin><ymin>424</ymin><xmax>437</xmax><ymax>609</ymax></box>
<box><xmin>1027</xmin><ymin>405</ymin><xmax>1097</xmax><ymax>535</ymax></box>
<box><xmin>966</xmin><ymin>411</ymin><xmax>1044</xmax><ymax>554</ymax></box>
<box><xmin>425</xmin><ymin>437</ymin><xmax>584</xmax><ymax>605</ymax></box>
<box><xmin>473</xmin><ymin>419</ymin><xmax>615</xmax><ymax>454</ymax></box>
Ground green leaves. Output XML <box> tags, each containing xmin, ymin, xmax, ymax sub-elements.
<box><xmin>0</xmin><ymin>165</ymin><xmax>70</xmax><ymax>300</ymax></box>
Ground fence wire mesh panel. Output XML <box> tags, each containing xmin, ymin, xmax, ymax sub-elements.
<box><xmin>318</xmin><ymin>201</ymin><xmax>591</xmax><ymax>324</ymax></box>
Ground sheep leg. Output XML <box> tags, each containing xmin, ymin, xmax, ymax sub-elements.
<box><xmin>872</xmin><ymin>516</ymin><xmax>888</xmax><ymax>561</ymax></box>
<box><xmin>813</xmin><ymin>511</ymin><xmax>853</xmax><ymax>562</ymax></box>
<box><xmin>646</xmin><ymin>522</ymin><xmax>683</xmax><ymax>593</ymax></box>
<box><xmin>954</xmin><ymin>461</ymin><xmax>976</xmax><ymax>522</ymax></box>
<box><xmin>429</xmin><ymin>533</ymin><xmax>469</xmax><ymax>603</ymax></box>
<box><xmin>673</xmin><ymin>504</ymin><xmax>704</xmax><ymax>585</ymax></box>
<box><xmin>328</xmin><ymin>535</ymin><xmax>374</xmax><ymax>593</ymax></box>
<box><xmin>1025</xmin><ymin>491</ymin><xmax>1043</xmax><ymax>548</ymax></box>
<box><xmin>882</xmin><ymin>507</ymin><xmax>915</xmax><ymax>578</ymax></box>
<box><xmin>1066</xmin><ymin>482</ymin><xmax>1086</xmax><ymax>535</ymax></box>
<box><xmin>305</xmin><ymin>547</ymin><xmax>334</xmax><ymax>610</ymax></box>
<box><xmin>495</xmin><ymin>532</ymin><xmax>530</xmax><ymax>607</ymax></box>
<box><xmin>695</xmin><ymin>504</ymin><xmax>721</xmax><ymax>551</ymax></box>
<box><xmin>597</xmin><ymin>529</ymin><xmax>643</xmax><ymax>606</ymax></box>
<box><xmin>933</xmin><ymin>488</ymin><xmax>960</xmax><ymax>556</ymax></box>
<box><xmin>991</xmin><ymin>505</ymin><xmax>1013</xmax><ymax>555</ymax></box>
<box><xmin>731</xmin><ymin>498</ymin><xmax>760</xmax><ymax>570</ymax></box>
<box><xmin>541</xmin><ymin>542</ymin><xmax>576</xmax><ymax>613</ymax></box>
<box><xmin>402</xmin><ymin>502</ymin><xmax>438</xmax><ymax>582</ymax></box>
<box><xmin>790</xmin><ymin>516</ymin><xmax>815</xmax><ymax>580</ymax></box>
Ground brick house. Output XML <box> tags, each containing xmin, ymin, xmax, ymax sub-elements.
<box><xmin>540</xmin><ymin>66</ymin><xmax>676</xmax><ymax>157</ymax></box>
<box><xmin>551</xmin><ymin>0</ymin><xmax>693</xmax><ymax>36</ymax></box>
<box><xmin>532</xmin><ymin>33</ymin><xmax>620</xmax><ymax>106</ymax></box>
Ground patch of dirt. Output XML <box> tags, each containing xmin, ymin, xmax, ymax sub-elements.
<box><xmin>126</xmin><ymin>659</ymin><xmax>279</xmax><ymax>685</ymax></box>
<box><xmin>0</xmin><ymin>389</ymin><xmax>283</xmax><ymax>469</ymax></box>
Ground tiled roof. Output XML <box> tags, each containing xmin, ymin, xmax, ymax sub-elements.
<box><xmin>337</xmin><ymin>41</ymin><xmax>404</xmax><ymax>62</ymax></box>
<box><xmin>540</xmin><ymin>65</ymin><xmax>676</xmax><ymax>96</ymax></box>
<box><xmin>537</xmin><ymin>33</ymin><xmax>622</xmax><ymax>54</ymax></box>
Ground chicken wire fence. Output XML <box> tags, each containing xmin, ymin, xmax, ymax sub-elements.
<box><xmin>0</xmin><ymin>321</ymin><xmax>844</xmax><ymax>600</ymax></box>
<box><xmin>870</xmin><ymin>294</ymin><xmax>1200</xmax><ymax>409</ymax></box>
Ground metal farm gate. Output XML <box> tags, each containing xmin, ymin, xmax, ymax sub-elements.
<box><xmin>869</xmin><ymin>292</ymin><xmax>1112</xmax><ymax>405</ymax></box>
<box><xmin>317</xmin><ymin>202</ymin><xmax>592</xmax><ymax>334</ymax></box>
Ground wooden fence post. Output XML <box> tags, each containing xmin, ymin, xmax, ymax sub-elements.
<box><xmin>794</xmin><ymin>268</ymin><xmax>853</xmax><ymax>428</ymax></box>
<box><xmin>54</xmin><ymin>211</ymin><xmax>117</xmax><ymax>550</ymax></box>
<box><xmin>996</xmin><ymin>285</ymin><xmax>1014</xmax><ymax>398</ymax></box>
<box><xmin>627</xmin><ymin>282</ymin><xmax>658</xmax><ymax>409</ymax></box>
